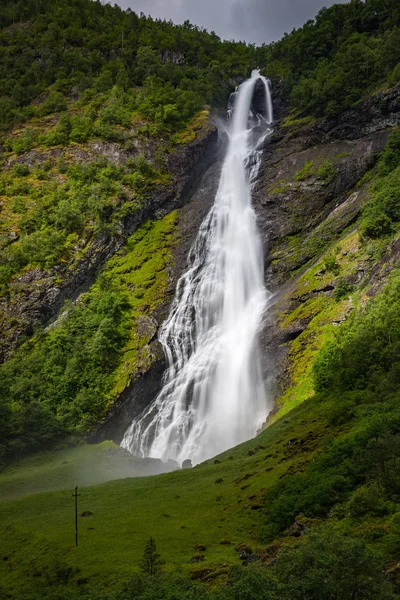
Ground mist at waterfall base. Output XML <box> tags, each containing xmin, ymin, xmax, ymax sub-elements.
<box><xmin>122</xmin><ymin>72</ymin><xmax>273</xmax><ymax>466</ymax></box>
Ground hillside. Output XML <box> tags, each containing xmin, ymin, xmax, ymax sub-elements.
<box><xmin>1</xmin><ymin>0</ymin><xmax>400</xmax><ymax>598</ymax></box>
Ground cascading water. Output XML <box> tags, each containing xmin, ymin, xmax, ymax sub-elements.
<box><xmin>122</xmin><ymin>70</ymin><xmax>273</xmax><ymax>465</ymax></box>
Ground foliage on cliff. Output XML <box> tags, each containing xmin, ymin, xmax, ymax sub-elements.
<box><xmin>0</xmin><ymin>0</ymin><xmax>255</xmax><ymax>133</ymax></box>
<box><xmin>3</xmin><ymin>0</ymin><xmax>400</xmax><ymax>136</ymax></box>
<box><xmin>257</xmin><ymin>0</ymin><xmax>400</xmax><ymax>117</ymax></box>
<box><xmin>0</xmin><ymin>212</ymin><xmax>178</xmax><ymax>466</ymax></box>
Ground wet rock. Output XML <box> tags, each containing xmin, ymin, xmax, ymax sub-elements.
<box><xmin>252</xmin><ymin>79</ymin><xmax>269</xmax><ymax>116</ymax></box>
<box><xmin>195</xmin><ymin>545</ymin><xmax>206</xmax><ymax>552</ymax></box>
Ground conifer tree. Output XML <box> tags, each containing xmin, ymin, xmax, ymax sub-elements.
<box><xmin>139</xmin><ymin>537</ymin><xmax>163</xmax><ymax>576</ymax></box>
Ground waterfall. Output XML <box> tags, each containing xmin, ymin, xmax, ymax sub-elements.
<box><xmin>121</xmin><ymin>71</ymin><xmax>273</xmax><ymax>465</ymax></box>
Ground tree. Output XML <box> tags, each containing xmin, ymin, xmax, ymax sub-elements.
<box><xmin>274</xmin><ymin>531</ymin><xmax>396</xmax><ymax>600</ymax></box>
<box><xmin>139</xmin><ymin>537</ymin><xmax>163</xmax><ymax>576</ymax></box>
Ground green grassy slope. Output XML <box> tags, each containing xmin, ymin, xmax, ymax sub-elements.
<box><xmin>0</xmin><ymin>399</ymin><xmax>333</xmax><ymax>596</ymax></box>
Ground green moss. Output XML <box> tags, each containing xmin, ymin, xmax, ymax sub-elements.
<box><xmin>294</xmin><ymin>160</ymin><xmax>314</xmax><ymax>181</ymax></box>
<box><xmin>275</xmin><ymin>223</ymin><xmax>396</xmax><ymax>419</ymax></box>
<box><xmin>99</xmin><ymin>212</ymin><xmax>179</xmax><ymax>401</ymax></box>
<box><xmin>171</xmin><ymin>109</ymin><xmax>211</xmax><ymax>145</ymax></box>
<box><xmin>0</xmin><ymin>211</ymin><xmax>180</xmax><ymax>460</ymax></box>
<box><xmin>268</xmin><ymin>180</ymin><xmax>291</xmax><ymax>194</ymax></box>
<box><xmin>273</xmin><ymin>230</ymin><xmax>369</xmax><ymax>420</ymax></box>
<box><xmin>274</xmin><ymin>299</ymin><xmax>351</xmax><ymax>420</ymax></box>
<box><xmin>282</xmin><ymin>114</ymin><xmax>317</xmax><ymax>130</ymax></box>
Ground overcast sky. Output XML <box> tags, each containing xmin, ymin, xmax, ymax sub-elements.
<box><xmin>114</xmin><ymin>0</ymin><xmax>350</xmax><ymax>45</ymax></box>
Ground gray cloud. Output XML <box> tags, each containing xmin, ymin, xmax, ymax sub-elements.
<box><xmin>114</xmin><ymin>0</ymin><xmax>350</xmax><ymax>44</ymax></box>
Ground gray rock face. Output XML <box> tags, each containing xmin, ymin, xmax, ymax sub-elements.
<box><xmin>253</xmin><ymin>83</ymin><xmax>400</xmax><ymax>406</ymax></box>
<box><xmin>295</xmin><ymin>83</ymin><xmax>400</xmax><ymax>147</ymax></box>
<box><xmin>252</xmin><ymin>79</ymin><xmax>269</xmax><ymax>116</ymax></box>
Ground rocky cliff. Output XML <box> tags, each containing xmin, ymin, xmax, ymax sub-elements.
<box><xmin>256</xmin><ymin>82</ymin><xmax>400</xmax><ymax>419</ymax></box>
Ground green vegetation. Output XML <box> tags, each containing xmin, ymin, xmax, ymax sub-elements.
<box><xmin>0</xmin><ymin>155</ymin><xmax>168</xmax><ymax>291</ymax></box>
<box><xmin>1</xmin><ymin>2</ymin><xmax>400</xmax><ymax>598</ymax></box>
<box><xmin>0</xmin><ymin>212</ymin><xmax>178</xmax><ymax>466</ymax></box>
<box><xmin>139</xmin><ymin>538</ymin><xmax>164</xmax><ymax>576</ymax></box>
<box><xmin>316</xmin><ymin>159</ymin><xmax>336</xmax><ymax>181</ymax></box>
<box><xmin>0</xmin><ymin>0</ymin><xmax>256</xmax><ymax>133</ymax></box>
<box><xmin>324</xmin><ymin>253</ymin><xmax>341</xmax><ymax>274</ymax></box>
<box><xmin>1</xmin><ymin>364</ymin><xmax>399</xmax><ymax>598</ymax></box>
<box><xmin>294</xmin><ymin>160</ymin><xmax>314</xmax><ymax>181</ymax></box>
<box><xmin>0</xmin><ymin>442</ymin><xmax>176</xmax><ymax>500</ymax></box>
<box><xmin>334</xmin><ymin>278</ymin><xmax>354</xmax><ymax>301</ymax></box>
<box><xmin>260</xmin><ymin>264</ymin><xmax>400</xmax><ymax>572</ymax></box>
<box><xmin>294</xmin><ymin>159</ymin><xmax>335</xmax><ymax>183</ymax></box>
<box><xmin>258</xmin><ymin>0</ymin><xmax>400</xmax><ymax>117</ymax></box>
<box><xmin>314</xmin><ymin>269</ymin><xmax>400</xmax><ymax>396</ymax></box>
<box><xmin>360</xmin><ymin>130</ymin><xmax>400</xmax><ymax>239</ymax></box>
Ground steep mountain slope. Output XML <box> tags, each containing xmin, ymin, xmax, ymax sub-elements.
<box><xmin>2</xmin><ymin>0</ymin><xmax>400</xmax><ymax>598</ymax></box>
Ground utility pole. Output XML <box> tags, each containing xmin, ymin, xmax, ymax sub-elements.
<box><xmin>72</xmin><ymin>486</ymin><xmax>81</xmax><ymax>547</ymax></box>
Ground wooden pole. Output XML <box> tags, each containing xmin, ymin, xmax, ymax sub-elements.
<box><xmin>72</xmin><ymin>487</ymin><xmax>81</xmax><ymax>547</ymax></box>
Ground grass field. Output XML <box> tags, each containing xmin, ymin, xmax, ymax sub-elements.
<box><xmin>0</xmin><ymin>397</ymin><xmax>332</xmax><ymax>597</ymax></box>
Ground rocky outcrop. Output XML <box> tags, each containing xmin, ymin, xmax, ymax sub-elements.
<box><xmin>254</xmin><ymin>86</ymin><xmax>400</xmax><ymax>289</ymax></box>
<box><xmin>254</xmin><ymin>84</ymin><xmax>400</xmax><ymax>409</ymax></box>
<box><xmin>296</xmin><ymin>83</ymin><xmax>400</xmax><ymax>148</ymax></box>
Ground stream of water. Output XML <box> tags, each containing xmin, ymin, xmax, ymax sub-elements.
<box><xmin>122</xmin><ymin>71</ymin><xmax>273</xmax><ymax>465</ymax></box>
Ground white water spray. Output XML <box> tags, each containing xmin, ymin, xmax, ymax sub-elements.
<box><xmin>122</xmin><ymin>71</ymin><xmax>273</xmax><ymax>465</ymax></box>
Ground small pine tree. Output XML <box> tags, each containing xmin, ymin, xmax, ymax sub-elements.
<box><xmin>139</xmin><ymin>537</ymin><xmax>163</xmax><ymax>576</ymax></box>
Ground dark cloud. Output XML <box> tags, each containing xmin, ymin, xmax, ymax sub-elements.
<box><xmin>114</xmin><ymin>0</ymin><xmax>350</xmax><ymax>44</ymax></box>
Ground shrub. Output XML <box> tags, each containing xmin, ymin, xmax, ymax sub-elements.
<box><xmin>11</xmin><ymin>195</ymin><xmax>27</xmax><ymax>214</ymax></box>
<box><xmin>12</xmin><ymin>128</ymin><xmax>38</xmax><ymax>155</ymax></box>
<box><xmin>274</xmin><ymin>531</ymin><xmax>396</xmax><ymax>600</ymax></box>
<box><xmin>380</xmin><ymin>129</ymin><xmax>400</xmax><ymax>176</ymax></box>
<box><xmin>346</xmin><ymin>485</ymin><xmax>391</xmax><ymax>519</ymax></box>
<box><xmin>40</xmin><ymin>91</ymin><xmax>67</xmax><ymax>116</ymax></box>
<box><xmin>69</xmin><ymin>116</ymin><xmax>93</xmax><ymax>142</ymax></box>
<box><xmin>360</xmin><ymin>211</ymin><xmax>393</xmax><ymax>239</ymax></box>
<box><xmin>334</xmin><ymin>279</ymin><xmax>354</xmax><ymax>301</ymax></box>
<box><xmin>324</xmin><ymin>254</ymin><xmax>340</xmax><ymax>275</ymax></box>
<box><xmin>13</xmin><ymin>163</ymin><xmax>30</xmax><ymax>176</ymax></box>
